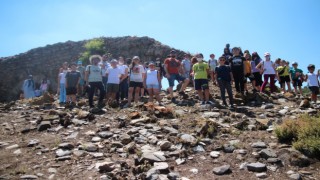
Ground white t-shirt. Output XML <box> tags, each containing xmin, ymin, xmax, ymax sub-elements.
<box><xmin>99</xmin><ymin>62</ymin><xmax>111</xmax><ymax>77</ymax></box>
<box><xmin>263</xmin><ymin>61</ymin><xmax>276</xmax><ymax>75</ymax></box>
<box><xmin>208</xmin><ymin>59</ymin><xmax>218</xmax><ymax>72</ymax></box>
<box><xmin>146</xmin><ymin>69</ymin><xmax>159</xmax><ymax>85</ymax></box>
<box><xmin>118</xmin><ymin>64</ymin><xmax>128</xmax><ymax>75</ymax></box>
<box><xmin>86</xmin><ymin>65</ymin><xmax>102</xmax><ymax>82</ymax></box>
<box><xmin>59</xmin><ymin>72</ymin><xmax>66</xmax><ymax>84</ymax></box>
<box><xmin>182</xmin><ymin>59</ymin><xmax>192</xmax><ymax>72</ymax></box>
<box><xmin>129</xmin><ymin>65</ymin><xmax>145</xmax><ymax>82</ymax></box>
<box><xmin>106</xmin><ymin>67</ymin><xmax>123</xmax><ymax>84</ymax></box>
<box><xmin>307</xmin><ymin>72</ymin><xmax>319</xmax><ymax>87</ymax></box>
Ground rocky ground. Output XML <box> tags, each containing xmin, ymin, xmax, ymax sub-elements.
<box><xmin>0</xmin><ymin>85</ymin><xmax>320</xmax><ymax>180</ymax></box>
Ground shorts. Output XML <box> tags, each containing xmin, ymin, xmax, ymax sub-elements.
<box><xmin>129</xmin><ymin>81</ymin><xmax>143</xmax><ymax>88</ymax></box>
<box><xmin>79</xmin><ymin>79</ymin><xmax>85</xmax><ymax>86</ymax></box>
<box><xmin>280</xmin><ymin>76</ymin><xmax>290</xmax><ymax>83</ymax></box>
<box><xmin>292</xmin><ymin>79</ymin><xmax>302</xmax><ymax>87</ymax></box>
<box><xmin>146</xmin><ymin>84</ymin><xmax>160</xmax><ymax>89</ymax></box>
<box><xmin>168</xmin><ymin>74</ymin><xmax>186</xmax><ymax>87</ymax></box>
<box><xmin>253</xmin><ymin>72</ymin><xmax>262</xmax><ymax>86</ymax></box>
<box><xmin>309</xmin><ymin>86</ymin><xmax>319</xmax><ymax>95</ymax></box>
<box><xmin>194</xmin><ymin>79</ymin><xmax>209</xmax><ymax>90</ymax></box>
<box><xmin>244</xmin><ymin>73</ymin><xmax>255</xmax><ymax>83</ymax></box>
<box><xmin>66</xmin><ymin>87</ymin><xmax>77</xmax><ymax>95</ymax></box>
<box><xmin>107</xmin><ymin>83</ymin><xmax>119</xmax><ymax>93</ymax></box>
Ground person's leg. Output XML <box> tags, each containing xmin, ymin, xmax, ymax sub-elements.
<box><xmin>204</xmin><ymin>89</ymin><xmax>210</xmax><ymax>101</ymax></box>
<box><xmin>298</xmin><ymin>82</ymin><xmax>303</xmax><ymax>95</ymax></box>
<box><xmin>260</xmin><ymin>74</ymin><xmax>269</xmax><ymax>93</ymax></box>
<box><xmin>240</xmin><ymin>74</ymin><xmax>245</xmax><ymax>93</ymax></box>
<box><xmin>127</xmin><ymin>87</ymin><xmax>134</xmax><ymax>106</ymax></box>
<box><xmin>147</xmin><ymin>88</ymin><xmax>154</xmax><ymax>102</ymax></box>
<box><xmin>88</xmin><ymin>82</ymin><xmax>95</xmax><ymax>107</ymax></box>
<box><xmin>225</xmin><ymin>81</ymin><xmax>234</xmax><ymax>106</ymax></box>
<box><xmin>270</xmin><ymin>75</ymin><xmax>275</xmax><ymax>93</ymax></box>
<box><xmin>97</xmin><ymin>82</ymin><xmax>105</xmax><ymax>105</ymax></box>
<box><xmin>197</xmin><ymin>90</ymin><xmax>204</xmax><ymax>101</ymax></box>
<box><xmin>134</xmin><ymin>87</ymin><xmax>141</xmax><ymax>103</ymax></box>
<box><xmin>218</xmin><ymin>80</ymin><xmax>227</xmax><ymax>105</ymax></box>
<box><xmin>71</xmin><ymin>94</ymin><xmax>77</xmax><ymax>103</ymax></box>
<box><xmin>60</xmin><ymin>83</ymin><xmax>64</xmax><ymax>103</ymax></box>
<box><xmin>179</xmin><ymin>78</ymin><xmax>190</xmax><ymax>93</ymax></box>
<box><xmin>233</xmin><ymin>74</ymin><xmax>240</xmax><ymax>93</ymax></box>
<box><xmin>153</xmin><ymin>88</ymin><xmax>161</xmax><ymax>103</ymax></box>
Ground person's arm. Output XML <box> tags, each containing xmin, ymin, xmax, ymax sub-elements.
<box><xmin>304</xmin><ymin>74</ymin><xmax>308</xmax><ymax>82</ymax></box>
<box><xmin>157</xmin><ymin>70</ymin><xmax>162</xmax><ymax>88</ymax></box>
<box><xmin>164</xmin><ymin>60</ymin><xmax>170</xmax><ymax>78</ymax></box>
<box><xmin>230</xmin><ymin>72</ymin><xmax>234</xmax><ymax>83</ymax></box>
<box><xmin>85</xmin><ymin>66</ymin><xmax>89</xmax><ymax>85</ymax></box>
<box><xmin>206</xmin><ymin>64</ymin><xmax>210</xmax><ymax>77</ymax></box>
<box><xmin>256</xmin><ymin>61</ymin><xmax>262</xmax><ymax>69</ymax></box>
<box><xmin>57</xmin><ymin>74</ymin><xmax>61</xmax><ymax>94</ymax></box>
<box><xmin>120</xmin><ymin>67</ymin><xmax>129</xmax><ymax>82</ymax></box>
<box><xmin>143</xmin><ymin>72</ymin><xmax>147</xmax><ymax>88</ymax></box>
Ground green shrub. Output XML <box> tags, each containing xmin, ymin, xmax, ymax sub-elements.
<box><xmin>275</xmin><ymin>114</ymin><xmax>320</xmax><ymax>158</ymax></box>
<box><xmin>79</xmin><ymin>38</ymin><xmax>107</xmax><ymax>64</ymax></box>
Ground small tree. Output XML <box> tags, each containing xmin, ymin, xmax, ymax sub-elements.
<box><xmin>79</xmin><ymin>38</ymin><xmax>106</xmax><ymax>64</ymax></box>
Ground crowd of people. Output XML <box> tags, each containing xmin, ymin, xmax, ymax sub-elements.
<box><xmin>22</xmin><ymin>44</ymin><xmax>320</xmax><ymax>108</ymax></box>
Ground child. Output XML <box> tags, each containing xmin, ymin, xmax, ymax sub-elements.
<box><xmin>65</xmin><ymin>62</ymin><xmax>81</xmax><ymax>105</ymax></box>
<box><xmin>215</xmin><ymin>56</ymin><xmax>234</xmax><ymax>108</ymax></box>
<box><xmin>106</xmin><ymin>59</ymin><xmax>123</xmax><ymax>104</ymax></box>
<box><xmin>305</xmin><ymin>64</ymin><xmax>319</xmax><ymax>103</ymax></box>
<box><xmin>144</xmin><ymin>61</ymin><xmax>162</xmax><ymax>105</ymax></box>
<box><xmin>243</xmin><ymin>53</ymin><xmax>255</xmax><ymax>93</ymax></box>
<box><xmin>230</xmin><ymin>47</ymin><xmax>245</xmax><ymax>95</ymax></box>
<box><xmin>182</xmin><ymin>54</ymin><xmax>192</xmax><ymax>79</ymax></box>
<box><xmin>289</xmin><ymin>62</ymin><xmax>304</xmax><ymax>95</ymax></box>
<box><xmin>192</xmin><ymin>53</ymin><xmax>212</xmax><ymax>105</ymax></box>
<box><xmin>208</xmin><ymin>54</ymin><xmax>218</xmax><ymax>85</ymax></box>
<box><xmin>276</xmin><ymin>60</ymin><xmax>291</xmax><ymax>93</ymax></box>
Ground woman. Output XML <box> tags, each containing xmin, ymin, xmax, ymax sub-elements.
<box><xmin>251</xmin><ymin>52</ymin><xmax>263</xmax><ymax>91</ymax></box>
<box><xmin>256</xmin><ymin>52</ymin><xmax>276</xmax><ymax>93</ymax></box>
<box><xmin>144</xmin><ymin>61</ymin><xmax>162</xmax><ymax>105</ymax></box>
<box><xmin>22</xmin><ymin>75</ymin><xmax>35</xmax><ymax>99</ymax></box>
<box><xmin>243</xmin><ymin>52</ymin><xmax>255</xmax><ymax>93</ymax></box>
<box><xmin>57</xmin><ymin>62</ymin><xmax>69</xmax><ymax>103</ymax></box>
<box><xmin>124</xmin><ymin>56</ymin><xmax>146</xmax><ymax>108</ymax></box>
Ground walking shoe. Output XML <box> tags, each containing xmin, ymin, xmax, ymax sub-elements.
<box><xmin>123</xmin><ymin>103</ymin><xmax>131</xmax><ymax>108</ymax></box>
<box><xmin>201</xmin><ymin>101</ymin><xmax>206</xmax><ymax>105</ymax></box>
<box><xmin>178</xmin><ymin>91</ymin><xmax>186</xmax><ymax>96</ymax></box>
<box><xmin>206</xmin><ymin>101</ymin><xmax>214</xmax><ymax>105</ymax></box>
<box><xmin>171</xmin><ymin>97</ymin><xmax>176</xmax><ymax>103</ymax></box>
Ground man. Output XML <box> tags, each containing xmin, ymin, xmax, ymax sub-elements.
<box><xmin>164</xmin><ymin>50</ymin><xmax>190</xmax><ymax>102</ymax></box>
<box><xmin>289</xmin><ymin>62</ymin><xmax>304</xmax><ymax>95</ymax></box>
<box><xmin>106</xmin><ymin>59</ymin><xmax>123</xmax><ymax>104</ymax></box>
<box><xmin>85</xmin><ymin>55</ymin><xmax>105</xmax><ymax>108</ymax></box>
<box><xmin>181</xmin><ymin>54</ymin><xmax>192</xmax><ymax>79</ymax></box>
<box><xmin>117</xmin><ymin>57</ymin><xmax>129</xmax><ymax>101</ymax></box>
<box><xmin>230</xmin><ymin>47</ymin><xmax>246</xmax><ymax>95</ymax></box>
<box><xmin>65</xmin><ymin>62</ymin><xmax>81</xmax><ymax>105</ymax></box>
<box><xmin>77</xmin><ymin>60</ymin><xmax>86</xmax><ymax>96</ymax></box>
<box><xmin>100</xmin><ymin>54</ymin><xmax>111</xmax><ymax>92</ymax></box>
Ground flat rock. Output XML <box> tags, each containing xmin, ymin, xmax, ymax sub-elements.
<box><xmin>37</xmin><ymin>121</ymin><xmax>51</xmax><ymax>131</ymax></box>
<box><xmin>202</xmin><ymin>112</ymin><xmax>220</xmax><ymax>118</ymax></box>
<box><xmin>158</xmin><ymin>141</ymin><xmax>172</xmax><ymax>151</ymax></box>
<box><xmin>91</xmin><ymin>136</ymin><xmax>102</xmax><ymax>142</ymax></box>
<box><xmin>130</xmin><ymin>117</ymin><xmax>149</xmax><ymax>125</ymax></box>
<box><xmin>223</xmin><ymin>144</ymin><xmax>235</xmax><ymax>153</ymax></box>
<box><xmin>120</xmin><ymin>134</ymin><xmax>132</xmax><ymax>145</ymax></box>
<box><xmin>141</xmin><ymin>152</ymin><xmax>166</xmax><ymax>163</ymax></box>
<box><xmin>210</xmin><ymin>151</ymin><xmax>220</xmax><ymax>158</ymax></box>
<box><xmin>27</xmin><ymin>139</ymin><xmax>40</xmax><ymax>147</ymax></box>
<box><xmin>55</xmin><ymin>149</ymin><xmax>71</xmax><ymax>157</ymax></box>
<box><xmin>152</xmin><ymin>162</ymin><xmax>169</xmax><ymax>173</ymax></box>
<box><xmin>58</xmin><ymin>143</ymin><xmax>74</xmax><ymax>150</ymax></box>
<box><xmin>72</xmin><ymin>119</ymin><xmax>86</xmax><ymax>126</ymax></box>
<box><xmin>179</xmin><ymin>134</ymin><xmax>197</xmax><ymax>145</ymax></box>
<box><xmin>162</xmin><ymin>126</ymin><xmax>179</xmax><ymax>135</ymax></box>
<box><xmin>247</xmin><ymin>162</ymin><xmax>267</xmax><ymax>172</ymax></box>
<box><xmin>95</xmin><ymin>161</ymin><xmax>115</xmax><ymax>172</ymax></box>
<box><xmin>20</xmin><ymin>175</ymin><xmax>38</xmax><ymax>179</ymax></box>
<box><xmin>175</xmin><ymin>158</ymin><xmax>186</xmax><ymax>165</ymax></box>
<box><xmin>251</xmin><ymin>142</ymin><xmax>267</xmax><ymax>148</ymax></box>
<box><xmin>289</xmin><ymin>173</ymin><xmax>302</xmax><ymax>180</ymax></box>
<box><xmin>259</xmin><ymin>149</ymin><xmax>277</xmax><ymax>159</ymax></box>
<box><xmin>97</xmin><ymin>131</ymin><xmax>113</xmax><ymax>139</ymax></box>
<box><xmin>212</xmin><ymin>165</ymin><xmax>231</xmax><ymax>175</ymax></box>
<box><xmin>6</xmin><ymin>144</ymin><xmax>19</xmax><ymax>150</ymax></box>
<box><xmin>79</xmin><ymin>143</ymin><xmax>98</xmax><ymax>152</ymax></box>
<box><xmin>256</xmin><ymin>172</ymin><xmax>268</xmax><ymax>178</ymax></box>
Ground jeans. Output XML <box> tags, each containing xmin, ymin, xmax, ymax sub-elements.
<box><xmin>261</xmin><ymin>74</ymin><xmax>275</xmax><ymax>93</ymax></box>
<box><xmin>218</xmin><ymin>80</ymin><xmax>234</xmax><ymax>105</ymax></box>
<box><xmin>117</xmin><ymin>78</ymin><xmax>128</xmax><ymax>101</ymax></box>
<box><xmin>233</xmin><ymin>71</ymin><xmax>245</xmax><ymax>93</ymax></box>
<box><xmin>59</xmin><ymin>83</ymin><xmax>66</xmax><ymax>103</ymax></box>
<box><xmin>102</xmin><ymin>76</ymin><xmax>108</xmax><ymax>91</ymax></box>
<box><xmin>88</xmin><ymin>82</ymin><xmax>105</xmax><ymax>107</ymax></box>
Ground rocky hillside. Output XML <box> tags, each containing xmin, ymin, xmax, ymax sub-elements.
<box><xmin>0</xmin><ymin>36</ymin><xmax>185</xmax><ymax>102</ymax></box>
<box><xmin>0</xmin><ymin>85</ymin><xmax>319</xmax><ymax>180</ymax></box>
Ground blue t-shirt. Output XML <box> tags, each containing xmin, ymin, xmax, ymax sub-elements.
<box><xmin>215</xmin><ymin>65</ymin><xmax>232</xmax><ymax>82</ymax></box>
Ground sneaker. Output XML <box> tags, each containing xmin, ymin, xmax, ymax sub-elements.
<box><xmin>229</xmin><ymin>105</ymin><xmax>235</xmax><ymax>110</ymax></box>
<box><xmin>171</xmin><ymin>97</ymin><xmax>176</xmax><ymax>103</ymax></box>
<box><xmin>123</xmin><ymin>103</ymin><xmax>131</xmax><ymax>108</ymax></box>
<box><xmin>206</xmin><ymin>101</ymin><xmax>214</xmax><ymax>105</ymax></box>
<box><xmin>158</xmin><ymin>103</ymin><xmax>164</xmax><ymax>106</ymax></box>
<box><xmin>201</xmin><ymin>101</ymin><xmax>206</xmax><ymax>105</ymax></box>
<box><xmin>178</xmin><ymin>91</ymin><xmax>186</xmax><ymax>96</ymax></box>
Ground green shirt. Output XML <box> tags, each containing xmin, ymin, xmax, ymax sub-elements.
<box><xmin>289</xmin><ymin>68</ymin><xmax>303</xmax><ymax>80</ymax></box>
<box><xmin>192</xmin><ymin>62</ymin><xmax>209</xmax><ymax>79</ymax></box>
<box><xmin>276</xmin><ymin>66</ymin><xmax>289</xmax><ymax>77</ymax></box>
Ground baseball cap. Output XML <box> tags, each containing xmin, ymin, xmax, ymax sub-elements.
<box><xmin>111</xmin><ymin>59</ymin><xmax>118</xmax><ymax>63</ymax></box>
<box><xmin>292</xmin><ymin>62</ymin><xmax>298</xmax><ymax>65</ymax></box>
<box><xmin>170</xmin><ymin>50</ymin><xmax>176</xmax><ymax>54</ymax></box>
<box><xmin>77</xmin><ymin>60</ymin><xmax>82</xmax><ymax>65</ymax></box>
<box><xmin>148</xmin><ymin>61</ymin><xmax>155</xmax><ymax>65</ymax></box>
<box><xmin>264</xmin><ymin>52</ymin><xmax>271</xmax><ymax>56</ymax></box>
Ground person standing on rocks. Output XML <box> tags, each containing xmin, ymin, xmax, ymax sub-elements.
<box><xmin>144</xmin><ymin>61</ymin><xmax>162</xmax><ymax>105</ymax></box>
<box><xmin>191</xmin><ymin>53</ymin><xmax>213</xmax><ymax>105</ymax></box>
<box><xmin>85</xmin><ymin>55</ymin><xmax>105</xmax><ymax>108</ymax></box>
<box><xmin>230</xmin><ymin>47</ymin><xmax>246</xmax><ymax>95</ymax></box>
<box><xmin>222</xmin><ymin>48</ymin><xmax>232</xmax><ymax>65</ymax></box>
<box><xmin>181</xmin><ymin>54</ymin><xmax>192</xmax><ymax>79</ymax></box>
<box><xmin>100</xmin><ymin>54</ymin><xmax>111</xmax><ymax>93</ymax></box>
<box><xmin>276</xmin><ymin>60</ymin><xmax>291</xmax><ymax>93</ymax></box>
<box><xmin>243</xmin><ymin>52</ymin><xmax>256</xmax><ymax>93</ymax></box>
<box><xmin>77</xmin><ymin>60</ymin><xmax>86</xmax><ymax>96</ymax></box>
<box><xmin>208</xmin><ymin>54</ymin><xmax>218</xmax><ymax>85</ymax></box>
<box><xmin>256</xmin><ymin>52</ymin><xmax>276</xmax><ymax>94</ymax></box>
<box><xmin>57</xmin><ymin>62</ymin><xmax>69</xmax><ymax>104</ymax></box>
<box><xmin>305</xmin><ymin>64</ymin><xmax>319</xmax><ymax>103</ymax></box>
<box><xmin>106</xmin><ymin>59</ymin><xmax>123</xmax><ymax>104</ymax></box>
<box><xmin>22</xmin><ymin>75</ymin><xmax>35</xmax><ymax>99</ymax></box>
<box><xmin>215</xmin><ymin>56</ymin><xmax>234</xmax><ymax>108</ymax></box>
<box><xmin>164</xmin><ymin>50</ymin><xmax>190</xmax><ymax>102</ymax></box>
<box><xmin>251</xmin><ymin>52</ymin><xmax>263</xmax><ymax>92</ymax></box>
<box><xmin>117</xmin><ymin>57</ymin><xmax>129</xmax><ymax>101</ymax></box>
<box><xmin>65</xmin><ymin>62</ymin><xmax>81</xmax><ymax>105</ymax></box>
<box><xmin>289</xmin><ymin>62</ymin><xmax>304</xmax><ymax>96</ymax></box>
<box><xmin>40</xmin><ymin>77</ymin><xmax>49</xmax><ymax>95</ymax></box>
<box><xmin>124</xmin><ymin>56</ymin><xmax>145</xmax><ymax>108</ymax></box>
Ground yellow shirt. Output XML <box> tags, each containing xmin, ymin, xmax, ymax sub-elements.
<box><xmin>276</xmin><ymin>66</ymin><xmax>289</xmax><ymax>76</ymax></box>
<box><xmin>244</xmin><ymin>60</ymin><xmax>251</xmax><ymax>74</ymax></box>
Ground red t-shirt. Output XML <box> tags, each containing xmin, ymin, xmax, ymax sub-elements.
<box><xmin>164</xmin><ymin>58</ymin><xmax>181</xmax><ymax>74</ymax></box>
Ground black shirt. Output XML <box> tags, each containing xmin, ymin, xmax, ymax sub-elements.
<box><xmin>230</xmin><ymin>56</ymin><xmax>245</xmax><ymax>73</ymax></box>
<box><xmin>215</xmin><ymin>65</ymin><xmax>232</xmax><ymax>82</ymax></box>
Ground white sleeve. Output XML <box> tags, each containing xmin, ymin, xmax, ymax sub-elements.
<box><xmin>141</xmin><ymin>66</ymin><xmax>146</xmax><ymax>73</ymax></box>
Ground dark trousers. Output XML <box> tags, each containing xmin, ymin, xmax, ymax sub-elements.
<box><xmin>88</xmin><ymin>82</ymin><xmax>105</xmax><ymax>107</ymax></box>
<box><xmin>261</xmin><ymin>74</ymin><xmax>275</xmax><ymax>93</ymax></box>
<box><xmin>233</xmin><ymin>71</ymin><xmax>245</xmax><ymax>93</ymax></box>
<box><xmin>218</xmin><ymin>80</ymin><xmax>234</xmax><ymax>105</ymax></box>
<box><xmin>117</xmin><ymin>78</ymin><xmax>128</xmax><ymax>101</ymax></box>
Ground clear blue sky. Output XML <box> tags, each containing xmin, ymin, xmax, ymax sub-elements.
<box><xmin>1</xmin><ymin>0</ymin><xmax>319</xmax><ymax>72</ymax></box>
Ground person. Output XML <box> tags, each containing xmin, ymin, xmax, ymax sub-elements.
<box><xmin>40</xmin><ymin>77</ymin><xmax>49</xmax><ymax>95</ymax></box>
<box><xmin>256</xmin><ymin>52</ymin><xmax>276</xmax><ymax>94</ymax></box>
<box><xmin>191</xmin><ymin>53</ymin><xmax>212</xmax><ymax>105</ymax></box>
<box><xmin>77</xmin><ymin>60</ymin><xmax>86</xmax><ymax>96</ymax></box>
<box><xmin>243</xmin><ymin>52</ymin><xmax>255</xmax><ymax>93</ymax></box>
<box><xmin>140</xmin><ymin>62</ymin><xmax>149</xmax><ymax>97</ymax></box>
<box><xmin>305</xmin><ymin>64</ymin><xmax>319</xmax><ymax>103</ymax></box>
<box><xmin>164</xmin><ymin>50</ymin><xmax>190</xmax><ymax>102</ymax></box>
<box><xmin>276</xmin><ymin>60</ymin><xmax>291</xmax><ymax>93</ymax></box>
<box><xmin>100</xmin><ymin>54</ymin><xmax>111</xmax><ymax>93</ymax></box>
<box><xmin>22</xmin><ymin>75</ymin><xmax>35</xmax><ymax>99</ymax></box>
<box><xmin>124</xmin><ymin>56</ymin><xmax>146</xmax><ymax>108</ymax></box>
<box><xmin>251</xmin><ymin>52</ymin><xmax>263</xmax><ymax>91</ymax></box>
<box><xmin>208</xmin><ymin>54</ymin><xmax>218</xmax><ymax>85</ymax></box>
<box><xmin>57</xmin><ymin>62</ymin><xmax>69</xmax><ymax>103</ymax></box>
<box><xmin>181</xmin><ymin>54</ymin><xmax>192</xmax><ymax>79</ymax></box>
<box><xmin>230</xmin><ymin>47</ymin><xmax>245</xmax><ymax>95</ymax></box>
<box><xmin>215</xmin><ymin>56</ymin><xmax>234</xmax><ymax>108</ymax></box>
<box><xmin>289</xmin><ymin>62</ymin><xmax>304</xmax><ymax>95</ymax></box>
<box><xmin>85</xmin><ymin>55</ymin><xmax>105</xmax><ymax>108</ymax></box>
<box><xmin>65</xmin><ymin>62</ymin><xmax>81</xmax><ymax>105</ymax></box>
<box><xmin>222</xmin><ymin>48</ymin><xmax>233</xmax><ymax>65</ymax></box>
<box><xmin>106</xmin><ymin>59</ymin><xmax>123</xmax><ymax>104</ymax></box>
<box><xmin>144</xmin><ymin>61</ymin><xmax>162</xmax><ymax>105</ymax></box>
<box><xmin>117</xmin><ymin>57</ymin><xmax>129</xmax><ymax>101</ymax></box>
